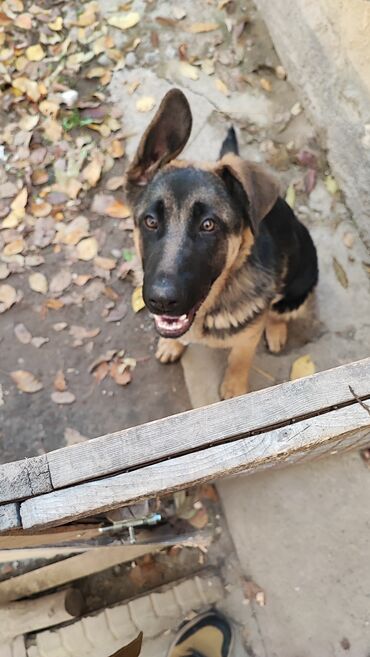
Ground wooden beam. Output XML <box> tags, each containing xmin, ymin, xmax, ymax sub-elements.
<box><xmin>0</xmin><ymin>544</ymin><xmax>167</xmax><ymax>603</ymax></box>
<box><xmin>0</xmin><ymin>455</ymin><xmax>52</xmax><ymax>503</ymax></box>
<box><xmin>0</xmin><ymin>504</ymin><xmax>21</xmax><ymax>534</ymax></box>
<box><xmin>20</xmin><ymin>403</ymin><xmax>370</xmax><ymax>530</ymax></box>
<box><xmin>45</xmin><ymin>358</ymin><xmax>370</xmax><ymax>490</ymax></box>
<box><xmin>0</xmin><ymin>588</ymin><xmax>82</xmax><ymax>642</ymax></box>
<box><xmin>0</xmin><ymin>524</ymin><xmax>102</xmax><ymax>549</ymax></box>
<box><xmin>0</xmin><ymin>636</ymin><xmax>26</xmax><ymax>657</ymax></box>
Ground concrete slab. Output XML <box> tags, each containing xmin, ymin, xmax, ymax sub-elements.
<box><xmin>219</xmin><ymin>452</ymin><xmax>370</xmax><ymax>657</ymax></box>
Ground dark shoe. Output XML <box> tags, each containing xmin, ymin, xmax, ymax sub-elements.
<box><xmin>167</xmin><ymin>611</ymin><xmax>232</xmax><ymax>657</ymax></box>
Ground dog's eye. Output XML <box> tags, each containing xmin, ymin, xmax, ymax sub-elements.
<box><xmin>200</xmin><ymin>218</ymin><xmax>216</xmax><ymax>232</ymax></box>
<box><xmin>144</xmin><ymin>215</ymin><xmax>159</xmax><ymax>230</ymax></box>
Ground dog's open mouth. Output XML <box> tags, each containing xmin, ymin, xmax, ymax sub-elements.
<box><xmin>153</xmin><ymin>307</ymin><xmax>197</xmax><ymax>338</ymax></box>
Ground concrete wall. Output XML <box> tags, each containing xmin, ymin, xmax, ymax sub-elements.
<box><xmin>254</xmin><ymin>0</ymin><xmax>370</xmax><ymax>247</ymax></box>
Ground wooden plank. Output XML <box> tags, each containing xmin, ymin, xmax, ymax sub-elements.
<box><xmin>45</xmin><ymin>358</ymin><xmax>370</xmax><ymax>490</ymax></box>
<box><xmin>0</xmin><ymin>636</ymin><xmax>26</xmax><ymax>657</ymax></box>
<box><xmin>0</xmin><ymin>524</ymin><xmax>101</xmax><ymax>549</ymax></box>
<box><xmin>20</xmin><ymin>403</ymin><xmax>370</xmax><ymax>530</ymax></box>
<box><xmin>0</xmin><ymin>588</ymin><xmax>82</xmax><ymax>642</ymax></box>
<box><xmin>0</xmin><ymin>543</ymin><xmax>167</xmax><ymax>603</ymax></box>
<box><xmin>0</xmin><ymin>504</ymin><xmax>21</xmax><ymax>534</ymax></box>
<box><xmin>0</xmin><ymin>455</ymin><xmax>52</xmax><ymax>503</ymax></box>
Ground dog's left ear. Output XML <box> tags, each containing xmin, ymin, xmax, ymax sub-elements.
<box><xmin>126</xmin><ymin>89</ymin><xmax>192</xmax><ymax>186</ymax></box>
<box><xmin>217</xmin><ymin>154</ymin><xmax>280</xmax><ymax>232</ymax></box>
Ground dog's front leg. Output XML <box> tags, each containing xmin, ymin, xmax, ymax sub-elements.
<box><xmin>220</xmin><ymin>317</ymin><xmax>265</xmax><ymax>399</ymax></box>
<box><xmin>156</xmin><ymin>337</ymin><xmax>186</xmax><ymax>364</ymax></box>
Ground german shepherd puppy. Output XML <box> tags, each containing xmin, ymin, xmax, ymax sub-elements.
<box><xmin>125</xmin><ymin>89</ymin><xmax>318</xmax><ymax>399</ymax></box>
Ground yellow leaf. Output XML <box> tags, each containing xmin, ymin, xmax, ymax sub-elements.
<box><xmin>19</xmin><ymin>113</ymin><xmax>39</xmax><ymax>131</ymax></box>
<box><xmin>214</xmin><ymin>78</ymin><xmax>230</xmax><ymax>96</ymax></box>
<box><xmin>109</xmin><ymin>140</ymin><xmax>125</xmax><ymax>159</ymax></box>
<box><xmin>10</xmin><ymin>370</ymin><xmax>43</xmax><ymax>393</ymax></box>
<box><xmin>77</xmin><ymin>3</ymin><xmax>97</xmax><ymax>27</ymax></box>
<box><xmin>0</xmin><ymin>284</ymin><xmax>17</xmax><ymax>312</ymax></box>
<box><xmin>12</xmin><ymin>77</ymin><xmax>40</xmax><ymax>101</ymax></box>
<box><xmin>285</xmin><ymin>184</ymin><xmax>296</xmax><ymax>209</ymax></box>
<box><xmin>10</xmin><ymin>187</ymin><xmax>28</xmax><ymax>218</ymax></box>
<box><xmin>290</xmin><ymin>355</ymin><xmax>316</xmax><ymax>380</ymax></box>
<box><xmin>187</xmin><ymin>22</ymin><xmax>219</xmax><ymax>33</ymax></box>
<box><xmin>43</xmin><ymin>117</ymin><xmax>62</xmax><ymax>142</ymax></box>
<box><xmin>29</xmin><ymin>272</ymin><xmax>48</xmax><ymax>294</ymax></box>
<box><xmin>2</xmin><ymin>212</ymin><xmax>19</xmax><ymax>228</ymax></box>
<box><xmin>260</xmin><ymin>77</ymin><xmax>272</xmax><ymax>92</ymax></box>
<box><xmin>107</xmin><ymin>12</ymin><xmax>140</xmax><ymax>30</ymax></box>
<box><xmin>136</xmin><ymin>96</ymin><xmax>156</xmax><ymax>113</ymax></box>
<box><xmin>332</xmin><ymin>256</ymin><xmax>348</xmax><ymax>289</ymax></box>
<box><xmin>26</xmin><ymin>44</ymin><xmax>45</xmax><ymax>62</ymax></box>
<box><xmin>3</xmin><ymin>238</ymin><xmax>25</xmax><ymax>256</ymax></box>
<box><xmin>88</xmin><ymin>123</ymin><xmax>111</xmax><ymax>137</ymax></box>
<box><xmin>48</xmin><ymin>16</ymin><xmax>63</xmax><ymax>31</ymax></box>
<box><xmin>179</xmin><ymin>61</ymin><xmax>199</xmax><ymax>81</ymax></box>
<box><xmin>325</xmin><ymin>175</ymin><xmax>338</xmax><ymax>195</ymax></box>
<box><xmin>131</xmin><ymin>286</ymin><xmax>145</xmax><ymax>313</ymax></box>
<box><xmin>76</xmin><ymin>237</ymin><xmax>99</xmax><ymax>261</ymax></box>
<box><xmin>82</xmin><ymin>155</ymin><xmax>102</xmax><ymax>186</ymax></box>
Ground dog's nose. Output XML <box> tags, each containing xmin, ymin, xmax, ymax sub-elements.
<box><xmin>147</xmin><ymin>280</ymin><xmax>179</xmax><ymax>314</ymax></box>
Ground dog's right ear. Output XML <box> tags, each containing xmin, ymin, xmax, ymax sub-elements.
<box><xmin>126</xmin><ymin>89</ymin><xmax>192</xmax><ymax>187</ymax></box>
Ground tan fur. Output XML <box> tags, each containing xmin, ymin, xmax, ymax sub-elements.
<box><xmin>156</xmin><ymin>337</ymin><xmax>185</xmax><ymax>363</ymax></box>
<box><xmin>220</xmin><ymin>314</ymin><xmax>266</xmax><ymax>399</ymax></box>
<box><xmin>265</xmin><ymin>312</ymin><xmax>288</xmax><ymax>353</ymax></box>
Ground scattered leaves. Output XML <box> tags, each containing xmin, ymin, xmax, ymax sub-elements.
<box><xmin>26</xmin><ymin>43</ymin><xmax>45</xmax><ymax>62</ymax></box>
<box><xmin>285</xmin><ymin>184</ymin><xmax>296</xmax><ymax>208</ymax></box>
<box><xmin>54</xmin><ymin>369</ymin><xmax>67</xmax><ymax>392</ymax></box>
<box><xmin>76</xmin><ymin>237</ymin><xmax>98</xmax><ymax>261</ymax></box>
<box><xmin>11</xmin><ymin>370</ymin><xmax>43</xmax><ymax>393</ymax></box>
<box><xmin>332</xmin><ymin>257</ymin><xmax>348</xmax><ymax>289</ymax></box>
<box><xmin>136</xmin><ymin>96</ymin><xmax>156</xmax><ymax>113</ymax></box>
<box><xmin>179</xmin><ymin>61</ymin><xmax>199</xmax><ymax>81</ymax></box>
<box><xmin>0</xmin><ymin>284</ymin><xmax>18</xmax><ymax>313</ymax></box>
<box><xmin>187</xmin><ymin>22</ymin><xmax>219</xmax><ymax>33</ymax></box>
<box><xmin>290</xmin><ymin>355</ymin><xmax>316</xmax><ymax>380</ymax></box>
<box><xmin>14</xmin><ymin>323</ymin><xmax>32</xmax><ymax>345</ymax></box>
<box><xmin>107</xmin><ymin>12</ymin><xmax>140</xmax><ymax>30</ymax></box>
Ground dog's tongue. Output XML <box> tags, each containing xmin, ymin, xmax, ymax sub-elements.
<box><xmin>154</xmin><ymin>313</ymin><xmax>190</xmax><ymax>335</ymax></box>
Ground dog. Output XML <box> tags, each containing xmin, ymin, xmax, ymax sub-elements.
<box><xmin>125</xmin><ymin>89</ymin><xmax>318</xmax><ymax>399</ymax></box>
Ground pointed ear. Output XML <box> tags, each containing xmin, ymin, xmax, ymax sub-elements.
<box><xmin>126</xmin><ymin>89</ymin><xmax>192</xmax><ymax>186</ymax></box>
<box><xmin>216</xmin><ymin>154</ymin><xmax>280</xmax><ymax>232</ymax></box>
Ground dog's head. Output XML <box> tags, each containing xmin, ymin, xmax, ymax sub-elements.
<box><xmin>125</xmin><ymin>89</ymin><xmax>279</xmax><ymax>338</ymax></box>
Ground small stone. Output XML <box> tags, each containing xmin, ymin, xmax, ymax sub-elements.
<box><xmin>125</xmin><ymin>52</ymin><xmax>137</xmax><ymax>68</ymax></box>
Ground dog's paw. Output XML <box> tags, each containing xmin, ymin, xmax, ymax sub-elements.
<box><xmin>265</xmin><ymin>320</ymin><xmax>287</xmax><ymax>353</ymax></box>
<box><xmin>220</xmin><ymin>376</ymin><xmax>249</xmax><ymax>400</ymax></box>
<box><xmin>156</xmin><ymin>337</ymin><xmax>185</xmax><ymax>364</ymax></box>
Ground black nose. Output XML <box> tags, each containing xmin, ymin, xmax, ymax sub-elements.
<box><xmin>147</xmin><ymin>279</ymin><xmax>180</xmax><ymax>314</ymax></box>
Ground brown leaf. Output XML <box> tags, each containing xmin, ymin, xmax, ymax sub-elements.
<box><xmin>3</xmin><ymin>238</ymin><xmax>25</xmax><ymax>256</ymax></box>
<box><xmin>106</xmin><ymin>299</ymin><xmax>127</xmax><ymax>322</ymax></box>
<box><xmin>94</xmin><ymin>256</ymin><xmax>116</xmax><ymax>271</ymax></box>
<box><xmin>14</xmin><ymin>323</ymin><xmax>32</xmax><ymax>344</ymax></box>
<box><xmin>51</xmin><ymin>390</ymin><xmax>76</xmax><ymax>404</ymax></box>
<box><xmin>332</xmin><ymin>257</ymin><xmax>348</xmax><ymax>289</ymax></box>
<box><xmin>110</xmin><ymin>362</ymin><xmax>132</xmax><ymax>386</ymax></box>
<box><xmin>105</xmin><ymin>176</ymin><xmax>125</xmax><ymax>191</ymax></box>
<box><xmin>93</xmin><ymin>361</ymin><xmax>110</xmax><ymax>383</ymax></box>
<box><xmin>69</xmin><ymin>325</ymin><xmax>100</xmax><ymax>346</ymax></box>
<box><xmin>243</xmin><ymin>579</ymin><xmax>265</xmax><ymax>606</ymax></box>
<box><xmin>82</xmin><ymin>154</ymin><xmax>103</xmax><ymax>187</ymax></box>
<box><xmin>11</xmin><ymin>370</ymin><xmax>43</xmax><ymax>393</ymax></box>
<box><xmin>187</xmin><ymin>22</ymin><xmax>220</xmax><ymax>33</ymax></box>
<box><xmin>105</xmin><ymin>200</ymin><xmax>131</xmax><ymax>219</ymax></box>
<box><xmin>54</xmin><ymin>369</ymin><xmax>67</xmax><ymax>392</ymax></box>
<box><xmin>89</xmin><ymin>349</ymin><xmax>118</xmax><ymax>373</ymax></box>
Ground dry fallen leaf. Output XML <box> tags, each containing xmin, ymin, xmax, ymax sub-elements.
<box><xmin>51</xmin><ymin>390</ymin><xmax>76</xmax><ymax>404</ymax></box>
<box><xmin>53</xmin><ymin>322</ymin><xmax>68</xmax><ymax>332</ymax></box>
<box><xmin>26</xmin><ymin>44</ymin><xmax>45</xmax><ymax>62</ymax></box>
<box><xmin>243</xmin><ymin>579</ymin><xmax>266</xmax><ymax>606</ymax></box>
<box><xmin>110</xmin><ymin>361</ymin><xmax>132</xmax><ymax>386</ymax></box>
<box><xmin>106</xmin><ymin>299</ymin><xmax>127</xmax><ymax>322</ymax></box>
<box><xmin>50</xmin><ymin>270</ymin><xmax>72</xmax><ymax>295</ymax></box>
<box><xmin>131</xmin><ymin>286</ymin><xmax>145</xmax><ymax>313</ymax></box>
<box><xmin>332</xmin><ymin>257</ymin><xmax>348</xmax><ymax>289</ymax></box>
<box><xmin>82</xmin><ymin>154</ymin><xmax>103</xmax><ymax>187</ymax></box>
<box><xmin>325</xmin><ymin>175</ymin><xmax>338</xmax><ymax>195</ymax></box>
<box><xmin>108</xmin><ymin>12</ymin><xmax>140</xmax><ymax>30</ymax></box>
<box><xmin>19</xmin><ymin>114</ymin><xmax>39</xmax><ymax>131</ymax></box>
<box><xmin>69</xmin><ymin>325</ymin><xmax>100</xmax><ymax>346</ymax></box>
<box><xmin>260</xmin><ymin>77</ymin><xmax>272</xmax><ymax>92</ymax></box>
<box><xmin>188</xmin><ymin>508</ymin><xmax>209</xmax><ymax>529</ymax></box>
<box><xmin>31</xmin><ymin>336</ymin><xmax>48</xmax><ymax>348</ymax></box>
<box><xmin>94</xmin><ymin>256</ymin><xmax>116</xmax><ymax>271</ymax></box>
<box><xmin>54</xmin><ymin>369</ymin><xmax>67</xmax><ymax>392</ymax></box>
<box><xmin>290</xmin><ymin>355</ymin><xmax>316</xmax><ymax>380</ymax></box>
<box><xmin>136</xmin><ymin>96</ymin><xmax>156</xmax><ymax>113</ymax></box>
<box><xmin>105</xmin><ymin>200</ymin><xmax>131</xmax><ymax>219</ymax></box>
<box><xmin>0</xmin><ymin>284</ymin><xmax>17</xmax><ymax>312</ymax></box>
<box><xmin>179</xmin><ymin>61</ymin><xmax>199</xmax><ymax>81</ymax></box>
<box><xmin>187</xmin><ymin>22</ymin><xmax>219</xmax><ymax>33</ymax></box>
<box><xmin>3</xmin><ymin>238</ymin><xmax>25</xmax><ymax>256</ymax></box>
<box><xmin>29</xmin><ymin>272</ymin><xmax>48</xmax><ymax>294</ymax></box>
<box><xmin>214</xmin><ymin>78</ymin><xmax>230</xmax><ymax>96</ymax></box>
<box><xmin>11</xmin><ymin>370</ymin><xmax>43</xmax><ymax>393</ymax></box>
<box><xmin>14</xmin><ymin>323</ymin><xmax>32</xmax><ymax>345</ymax></box>
<box><xmin>76</xmin><ymin>237</ymin><xmax>98</xmax><ymax>261</ymax></box>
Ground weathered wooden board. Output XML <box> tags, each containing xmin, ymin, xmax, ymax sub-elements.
<box><xmin>0</xmin><ymin>504</ymin><xmax>21</xmax><ymax>534</ymax></box>
<box><xmin>0</xmin><ymin>456</ymin><xmax>52</xmax><ymax>503</ymax></box>
<box><xmin>0</xmin><ymin>636</ymin><xmax>26</xmax><ymax>657</ymax></box>
<box><xmin>0</xmin><ymin>524</ymin><xmax>101</xmax><ymax>549</ymax></box>
<box><xmin>20</xmin><ymin>403</ymin><xmax>370</xmax><ymax>530</ymax></box>
<box><xmin>44</xmin><ymin>358</ymin><xmax>370</xmax><ymax>490</ymax></box>
<box><xmin>0</xmin><ymin>543</ymin><xmax>166</xmax><ymax>603</ymax></box>
<box><xmin>0</xmin><ymin>588</ymin><xmax>82</xmax><ymax>641</ymax></box>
